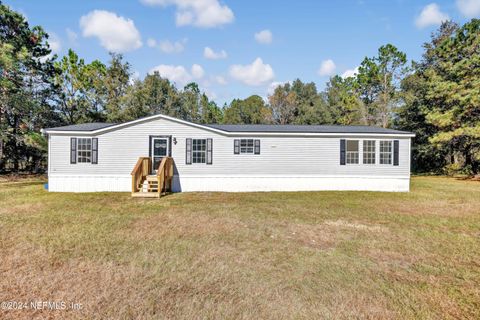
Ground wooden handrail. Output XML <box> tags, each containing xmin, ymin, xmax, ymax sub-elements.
<box><xmin>131</xmin><ymin>157</ymin><xmax>148</xmax><ymax>175</ymax></box>
<box><xmin>131</xmin><ymin>156</ymin><xmax>173</xmax><ymax>195</ymax></box>
<box><xmin>156</xmin><ymin>156</ymin><xmax>174</xmax><ymax>195</ymax></box>
<box><xmin>131</xmin><ymin>157</ymin><xmax>151</xmax><ymax>193</ymax></box>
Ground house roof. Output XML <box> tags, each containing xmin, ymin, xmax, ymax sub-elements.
<box><xmin>42</xmin><ymin>114</ymin><xmax>414</xmax><ymax>137</ymax></box>
<box><xmin>45</xmin><ymin>123</ymin><xmax>116</xmax><ymax>132</ymax></box>
<box><xmin>205</xmin><ymin>124</ymin><xmax>412</xmax><ymax>135</ymax></box>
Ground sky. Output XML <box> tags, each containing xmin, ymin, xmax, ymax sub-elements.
<box><xmin>6</xmin><ymin>0</ymin><xmax>480</xmax><ymax>105</ymax></box>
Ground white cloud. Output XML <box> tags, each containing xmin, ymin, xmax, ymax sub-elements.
<box><xmin>318</xmin><ymin>59</ymin><xmax>336</xmax><ymax>77</ymax></box>
<box><xmin>147</xmin><ymin>37</ymin><xmax>186</xmax><ymax>53</ymax></box>
<box><xmin>214</xmin><ymin>75</ymin><xmax>227</xmax><ymax>85</ymax></box>
<box><xmin>341</xmin><ymin>67</ymin><xmax>359</xmax><ymax>78</ymax></box>
<box><xmin>204</xmin><ymin>89</ymin><xmax>217</xmax><ymax>100</ymax></box>
<box><xmin>415</xmin><ymin>3</ymin><xmax>450</xmax><ymax>29</ymax></box>
<box><xmin>147</xmin><ymin>38</ymin><xmax>157</xmax><ymax>47</ymax></box>
<box><xmin>48</xmin><ymin>33</ymin><xmax>62</xmax><ymax>54</ymax></box>
<box><xmin>79</xmin><ymin>10</ymin><xmax>142</xmax><ymax>52</ymax></box>
<box><xmin>140</xmin><ymin>0</ymin><xmax>234</xmax><ymax>28</ymax></box>
<box><xmin>149</xmin><ymin>64</ymin><xmax>204</xmax><ymax>85</ymax></box>
<box><xmin>254</xmin><ymin>29</ymin><xmax>273</xmax><ymax>44</ymax></box>
<box><xmin>456</xmin><ymin>0</ymin><xmax>480</xmax><ymax>17</ymax></box>
<box><xmin>42</xmin><ymin>32</ymin><xmax>61</xmax><ymax>61</ymax></box>
<box><xmin>191</xmin><ymin>64</ymin><xmax>205</xmax><ymax>78</ymax></box>
<box><xmin>66</xmin><ymin>28</ymin><xmax>78</xmax><ymax>45</ymax></box>
<box><xmin>267</xmin><ymin>81</ymin><xmax>285</xmax><ymax>95</ymax></box>
<box><xmin>229</xmin><ymin>57</ymin><xmax>275</xmax><ymax>86</ymax></box>
<box><xmin>204</xmin><ymin>46</ymin><xmax>227</xmax><ymax>59</ymax></box>
<box><xmin>159</xmin><ymin>39</ymin><xmax>186</xmax><ymax>53</ymax></box>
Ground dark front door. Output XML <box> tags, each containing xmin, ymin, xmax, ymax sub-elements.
<box><xmin>150</xmin><ymin>137</ymin><xmax>169</xmax><ymax>171</ymax></box>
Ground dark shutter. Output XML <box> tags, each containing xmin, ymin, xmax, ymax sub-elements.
<box><xmin>186</xmin><ymin>138</ymin><xmax>192</xmax><ymax>165</ymax></box>
<box><xmin>340</xmin><ymin>139</ymin><xmax>346</xmax><ymax>165</ymax></box>
<box><xmin>206</xmin><ymin>138</ymin><xmax>213</xmax><ymax>165</ymax></box>
<box><xmin>393</xmin><ymin>140</ymin><xmax>399</xmax><ymax>166</ymax></box>
<box><xmin>254</xmin><ymin>139</ymin><xmax>260</xmax><ymax>154</ymax></box>
<box><xmin>70</xmin><ymin>138</ymin><xmax>77</xmax><ymax>164</ymax></box>
<box><xmin>92</xmin><ymin>138</ymin><xmax>98</xmax><ymax>164</ymax></box>
<box><xmin>234</xmin><ymin>139</ymin><xmax>240</xmax><ymax>154</ymax></box>
<box><xmin>168</xmin><ymin>136</ymin><xmax>172</xmax><ymax>156</ymax></box>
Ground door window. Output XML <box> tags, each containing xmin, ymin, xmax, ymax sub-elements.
<box><xmin>152</xmin><ymin>138</ymin><xmax>169</xmax><ymax>170</ymax></box>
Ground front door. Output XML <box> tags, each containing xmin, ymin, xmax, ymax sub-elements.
<box><xmin>150</xmin><ymin>137</ymin><xmax>169</xmax><ymax>171</ymax></box>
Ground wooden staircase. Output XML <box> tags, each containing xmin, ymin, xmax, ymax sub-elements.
<box><xmin>131</xmin><ymin>156</ymin><xmax>174</xmax><ymax>198</ymax></box>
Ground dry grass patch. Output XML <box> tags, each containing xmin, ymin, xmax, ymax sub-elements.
<box><xmin>0</xmin><ymin>176</ymin><xmax>479</xmax><ymax>319</ymax></box>
<box><xmin>282</xmin><ymin>219</ymin><xmax>387</xmax><ymax>250</ymax></box>
<box><xmin>131</xmin><ymin>211</ymin><xmax>246</xmax><ymax>240</ymax></box>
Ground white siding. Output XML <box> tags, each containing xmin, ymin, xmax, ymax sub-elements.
<box><xmin>48</xmin><ymin>117</ymin><xmax>412</xmax><ymax>192</ymax></box>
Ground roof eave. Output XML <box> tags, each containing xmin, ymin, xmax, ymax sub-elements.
<box><xmin>42</xmin><ymin>114</ymin><xmax>415</xmax><ymax>137</ymax></box>
<box><xmin>44</xmin><ymin>129</ymin><xmax>415</xmax><ymax>138</ymax></box>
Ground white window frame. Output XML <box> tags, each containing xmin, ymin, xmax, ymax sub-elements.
<box><xmin>345</xmin><ymin>140</ymin><xmax>360</xmax><ymax>165</ymax></box>
<box><xmin>362</xmin><ymin>140</ymin><xmax>376</xmax><ymax>165</ymax></box>
<box><xmin>77</xmin><ymin>138</ymin><xmax>92</xmax><ymax>163</ymax></box>
<box><xmin>239</xmin><ymin>139</ymin><xmax>255</xmax><ymax>154</ymax></box>
<box><xmin>192</xmin><ymin>139</ymin><xmax>207</xmax><ymax>164</ymax></box>
<box><xmin>379</xmin><ymin>140</ymin><xmax>393</xmax><ymax>165</ymax></box>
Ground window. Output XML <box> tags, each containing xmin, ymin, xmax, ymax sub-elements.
<box><xmin>346</xmin><ymin>140</ymin><xmax>359</xmax><ymax>164</ymax></box>
<box><xmin>380</xmin><ymin>141</ymin><xmax>392</xmax><ymax>164</ymax></box>
<box><xmin>363</xmin><ymin>140</ymin><xmax>376</xmax><ymax>164</ymax></box>
<box><xmin>192</xmin><ymin>139</ymin><xmax>206</xmax><ymax>163</ymax></box>
<box><xmin>77</xmin><ymin>138</ymin><xmax>92</xmax><ymax>163</ymax></box>
<box><xmin>234</xmin><ymin>139</ymin><xmax>260</xmax><ymax>155</ymax></box>
<box><xmin>240</xmin><ymin>139</ymin><xmax>254</xmax><ymax>154</ymax></box>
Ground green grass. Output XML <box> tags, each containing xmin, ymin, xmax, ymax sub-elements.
<box><xmin>0</xmin><ymin>177</ymin><xmax>479</xmax><ymax>319</ymax></box>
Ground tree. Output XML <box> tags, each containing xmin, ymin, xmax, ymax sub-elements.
<box><xmin>223</xmin><ymin>95</ymin><xmax>272</xmax><ymax>124</ymax></box>
<box><xmin>376</xmin><ymin>44</ymin><xmax>407</xmax><ymax>128</ymax></box>
<box><xmin>122</xmin><ymin>72</ymin><xmax>181</xmax><ymax>121</ymax></box>
<box><xmin>104</xmin><ymin>53</ymin><xmax>131</xmax><ymax>122</ymax></box>
<box><xmin>180</xmin><ymin>82</ymin><xmax>202</xmax><ymax>122</ymax></box>
<box><xmin>268</xmin><ymin>83</ymin><xmax>297</xmax><ymax>124</ymax></box>
<box><xmin>290</xmin><ymin>79</ymin><xmax>332</xmax><ymax>124</ymax></box>
<box><xmin>324</xmin><ymin>75</ymin><xmax>365</xmax><ymax>125</ymax></box>
<box><xmin>356</xmin><ymin>44</ymin><xmax>407</xmax><ymax>127</ymax></box>
<box><xmin>269</xmin><ymin>79</ymin><xmax>332</xmax><ymax>125</ymax></box>
<box><xmin>121</xmin><ymin>73</ymin><xmax>221</xmax><ymax>123</ymax></box>
<box><xmin>0</xmin><ymin>2</ymin><xmax>57</xmax><ymax>172</ymax></box>
<box><xmin>83</xmin><ymin>60</ymin><xmax>107</xmax><ymax>121</ymax></box>
<box><xmin>396</xmin><ymin>70</ymin><xmax>447</xmax><ymax>172</ymax></box>
<box><xmin>199</xmin><ymin>94</ymin><xmax>223</xmax><ymax>124</ymax></box>
<box><xmin>395</xmin><ymin>22</ymin><xmax>459</xmax><ymax>174</ymax></box>
<box><xmin>421</xmin><ymin>20</ymin><xmax>480</xmax><ymax>174</ymax></box>
<box><xmin>54</xmin><ymin>49</ymin><xmax>106</xmax><ymax>124</ymax></box>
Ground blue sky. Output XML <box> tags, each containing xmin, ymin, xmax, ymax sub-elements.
<box><xmin>6</xmin><ymin>0</ymin><xmax>480</xmax><ymax>105</ymax></box>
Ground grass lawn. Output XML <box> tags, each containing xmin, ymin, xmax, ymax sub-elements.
<box><xmin>0</xmin><ymin>177</ymin><xmax>479</xmax><ymax>319</ymax></box>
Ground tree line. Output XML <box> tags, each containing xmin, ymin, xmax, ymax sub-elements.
<box><xmin>0</xmin><ymin>3</ymin><xmax>478</xmax><ymax>175</ymax></box>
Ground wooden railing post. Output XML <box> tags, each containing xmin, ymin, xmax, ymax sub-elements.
<box><xmin>155</xmin><ymin>156</ymin><xmax>174</xmax><ymax>197</ymax></box>
<box><xmin>131</xmin><ymin>157</ymin><xmax>152</xmax><ymax>194</ymax></box>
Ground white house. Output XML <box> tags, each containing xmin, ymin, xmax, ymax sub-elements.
<box><xmin>42</xmin><ymin>114</ymin><xmax>415</xmax><ymax>195</ymax></box>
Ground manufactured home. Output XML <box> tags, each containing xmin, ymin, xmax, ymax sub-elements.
<box><xmin>43</xmin><ymin>114</ymin><xmax>415</xmax><ymax>196</ymax></box>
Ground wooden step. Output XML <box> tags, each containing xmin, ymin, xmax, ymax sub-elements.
<box><xmin>131</xmin><ymin>192</ymin><xmax>160</xmax><ymax>198</ymax></box>
<box><xmin>146</xmin><ymin>175</ymin><xmax>158</xmax><ymax>181</ymax></box>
